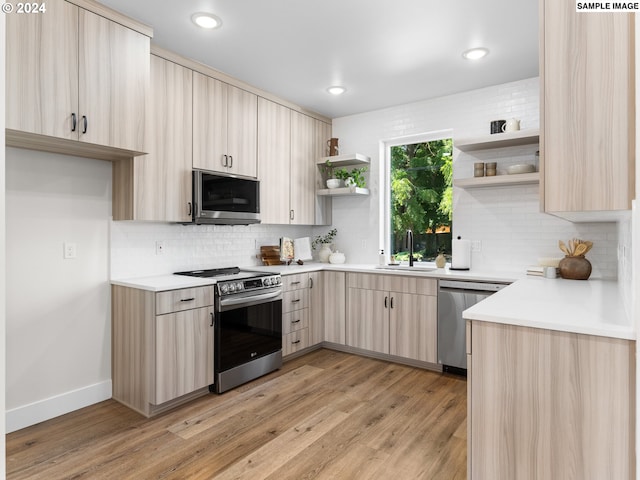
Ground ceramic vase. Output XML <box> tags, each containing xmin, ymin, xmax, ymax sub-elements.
<box><xmin>558</xmin><ymin>255</ymin><xmax>592</xmax><ymax>280</ymax></box>
<box><xmin>318</xmin><ymin>243</ymin><xmax>333</xmax><ymax>263</ymax></box>
<box><xmin>435</xmin><ymin>253</ymin><xmax>446</xmax><ymax>268</ymax></box>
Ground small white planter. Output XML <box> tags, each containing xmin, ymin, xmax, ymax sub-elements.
<box><xmin>326</xmin><ymin>178</ymin><xmax>341</xmax><ymax>189</ymax></box>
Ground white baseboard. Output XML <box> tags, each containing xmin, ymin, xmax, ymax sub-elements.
<box><xmin>6</xmin><ymin>380</ymin><xmax>112</xmax><ymax>433</ymax></box>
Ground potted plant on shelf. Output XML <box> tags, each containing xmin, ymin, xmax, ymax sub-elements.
<box><xmin>321</xmin><ymin>160</ymin><xmax>340</xmax><ymax>189</ymax></box>
<box><xmin>335</xmin><ymin>166</ymin><xmax>368</xmax><ymax>190</ymax></box>
<box><xmin>312</xmin><ymin>228</ymin><xmax>337</xmax><ymax>262</ymax></box>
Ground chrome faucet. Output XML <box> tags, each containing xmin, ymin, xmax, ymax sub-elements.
<box><xmin>405</xmin><ymin>229</ymin><xmax>415</xmax><ymax>267</ymax></box>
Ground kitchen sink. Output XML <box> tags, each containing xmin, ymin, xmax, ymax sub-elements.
<box><xmin>375</xmin><ymin>265</ymin><xmax>437</xmax><ymax>272</ymax></box>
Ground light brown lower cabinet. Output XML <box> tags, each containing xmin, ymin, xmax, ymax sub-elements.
<box><xmin>468</xmin><ymin>320</ymin><xmax>635</xmax><ymax>479</ymax></box>
<box><xmin>112</xmin><ymin>285</ymin><xmax>214</xmax><ymax>417</ymax></box>
<box><xmin>346</xmin><ymin>273</ymin><xmax>437</xmax><ymax>363</ymax></box>
<box><xmin>323</xmin><ymin>271</ymin><xmax>346</xmax><ymax>345</ymax></box>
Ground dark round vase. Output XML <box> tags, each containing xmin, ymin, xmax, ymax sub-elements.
<box><xmin>558</xmin><ymin>255</ymin><xmax>592</xmax><ymax>280</ymax></box>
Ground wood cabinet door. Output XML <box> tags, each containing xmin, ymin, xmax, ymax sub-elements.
<box><xmin>314</xmin><ymin>119</ymin><xmax>333</xmax><ymax>225</ymax></box>
<box><xmin>542</xmin><ymin>1</ymin><xmax>634</xmax><ymax>213</ymax></box>
<box><xmin>290</xmin><ymin>111</ymin><xmax>316</xmax><ymax>224</ymax></box>
<box><xmin>324</xmin><ymin>272</ymin><xmax>346</xmax><ymax>344</ymax></box>
<box><xmin>347</xmin><ymin>288</ymin><xmax>389</xmax><ymax>354</ymax></box>
<box><xmin>308</xmin><ymin>271</ymin><xmax>324</xmax><ymax>346</ymax></box>
<box><xmin>389</xmin><ymin>292</ymin><xmax>437</xmax><ymax>363</ymax></box>
<box><xmin>154</xmin><ymin>307</ymin><xmax>214</xmax><ymax>405</ymax></box>
<box><xmin>6</xmin><ymin>0</ymin><xmax>78</xmax><ymax>139</ymax></box>
<box><xmin>257</xmin><ymin>98</ymin><xmax>291</xmax><ymax>224</ymax></box>
<box><xmin>132</xmin><ymin>55</ymin><xmax>193</xmax><ymax>222</ymax></box>
<box><xmin>192</xmin><ymin>72</ymin><xmax>228</xmax><ymax>172</ymax></box>
<box><xmin>227</xmin><ymin>85</ymin><xmax>258</xmax><ymax>178</ymax></box>
<box><xmin>78</xmin><ymin>9</ymin><xmax>149</xmax><ymax>152</ymax></box>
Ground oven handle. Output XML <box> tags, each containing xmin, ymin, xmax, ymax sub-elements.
<box><xmin>218</xmin><ymin>289</ymin><xmax>283</xmax><ymax>309</ymax></box>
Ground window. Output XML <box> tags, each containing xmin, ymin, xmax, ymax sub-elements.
<box><xmin>384</xmin><ymin>134</ymin><xmax>453</xmax><ymax>263</ymax></box>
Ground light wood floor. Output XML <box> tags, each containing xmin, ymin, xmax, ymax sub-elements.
<box><xmin>6</xmin><ymin>349</ymin><xmax>467</xmax><ymax>479</ymax></box>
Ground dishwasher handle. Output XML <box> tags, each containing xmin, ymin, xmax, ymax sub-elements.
<box><xmin>439</xmin><ymin>279</ymin><xmax>509</xmax><ymax>293</ymax></box>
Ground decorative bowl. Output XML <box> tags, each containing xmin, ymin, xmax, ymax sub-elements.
<box><xmin>506</xmin><ymin>164</ymin><xmax>536</xmax><ymax>174</ymax></box>
<box><xmin>326</xmin><ymin>179</ymin><xmax>341</xmax><ymax>189</ymax></box>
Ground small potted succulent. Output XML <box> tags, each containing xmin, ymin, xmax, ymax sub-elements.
<box><xmin>335</xmin><ymin>166</ymin><xmax>368</xmax><ymax>189</ymax></box>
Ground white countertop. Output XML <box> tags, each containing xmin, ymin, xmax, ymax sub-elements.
<box><xmin>462</xmin><ymin>276</ymin><xmax>634</xmax><ymax>340</ymax></box>
<box><xmin>110</xmin><ymin>264</ymin><xmax>634</xmax><ymax>340</ymax></box>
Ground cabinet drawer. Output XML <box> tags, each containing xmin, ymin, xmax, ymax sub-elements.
<box><xmin>282</xmin><ymin>273</ymin><xmax>309</xmax><ymax>291</ymax></box>
<box><xmin>347</xmin><ymin>273</ymin><xmax>436</xmax><ymax>295</ymax></box>
<box><xmin>283</xmin><ymin>289</ymin><xmax>309</xmax><ymax>313</ymax></box>
<box><xmin>283</xmin><ymin>328</ymin><xmax>309</xmax><ymax>356</ymax></box>
<box><xmin>156</xmin><ymin>286</ymin><xmax>214</xmax><ymax>315</ymax></box>
<box><xmin>283</xmin><ymin>309</ymin><xmax>309</xmax><ymax>335</ymax></box>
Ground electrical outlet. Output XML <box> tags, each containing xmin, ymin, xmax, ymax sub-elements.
<box><xmin>63</xmin><ymin>242</ymin><xmax>77</xmax><ymax>259</ymax></box>
<box><xmin>471</xmin><ymin>240</ymin><xmax>482</xmax><ymax>252</ymax></box>
<box><xmin>155</xmin><ymin>241</ymin><xmax>165</xmax><ymax>255</ymax></box>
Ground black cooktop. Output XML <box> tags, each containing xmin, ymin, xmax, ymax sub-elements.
<box><xmin>174</xmin><ymin>267</ymin><xmax>241</xmax><ymax>278</ymax></box>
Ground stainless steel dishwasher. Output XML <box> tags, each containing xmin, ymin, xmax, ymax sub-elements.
<box><xmin>437</xmin><ymin>279</ymin><xmax>509</xmax><ymax>374</ymax></box>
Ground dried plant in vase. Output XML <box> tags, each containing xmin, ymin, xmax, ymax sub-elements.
<box><xmin>557</xmin><ymin>239</ymin><xmax>593</xmax><ymax>280</ymax></box>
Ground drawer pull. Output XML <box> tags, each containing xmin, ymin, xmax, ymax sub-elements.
<box><xmin>291</xmin><ymin>319</ymin><xmax>301</xmax><ymax>324</ymax></box>
<box><xmin>291</xmin><ymin>281</ymin><xmax>301</xmax><ymax>285</ymax></box>
<box><xmin>292</xmin><ymin>340</ymin><xmax>301</xmax><ymax>345</ymax></box>
<box><xmin>291</xmin><ymin>299</ymin><xmax>301</xmax><ymax>303</ymax></box>
<box><xmin>180</xmin><ymin>297</ymin><xmax>195</xmax><ymax>302</ymax></box>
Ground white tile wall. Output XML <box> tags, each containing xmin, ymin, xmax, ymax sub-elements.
<box><xmin>618</xmin><ymin>214</ymin><xmax>633</xmax><ymax>318</ymax></box>
<box><xmin>331</xmin><ymin>76</ymin><xmax>620</xmax><ymax>277</ymax></box>
<box><xmin>110</xmin><ymin>222</ymin><xmax>314</xmax><ymax>279</ymax></box>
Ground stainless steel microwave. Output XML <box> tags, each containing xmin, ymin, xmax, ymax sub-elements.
<box><xmin>191</xmin><ymin>169</ymin><xmax>260</xmax><ymax>225</ymax></box>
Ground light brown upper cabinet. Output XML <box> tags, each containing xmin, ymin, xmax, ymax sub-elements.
<box><xmin>541</xmin><ymin>1</ymin><xmax>635</xmax><ymax>218</ymax></box>
<box><xmin>258</xmin><ymin>98</ymin><xmax>291</xmax><ymax>224</ymax></box>
<box><xmin>113</xmin><ymin>55</ymin><xmax>193</xmax><ymax>221</ymax></box>
<box><xmin>257</xmin><ymin>100</ymin><xmax>332</xmax><ymax>225</ymax></box>
<box><xmin>193</xmin><ymin>72</ymin><xmax>258</xmax><ymax>178</ymax></box>
<box><xmin>6</xmin><ymin>0</ymin><xmax>150</xmax><ymax>155</ymax></box>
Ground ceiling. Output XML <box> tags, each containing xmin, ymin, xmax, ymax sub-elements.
<box><xmin>97</xmin><ymin>0</ymin><xmax>539</xmax><ymax>119</ymax></box>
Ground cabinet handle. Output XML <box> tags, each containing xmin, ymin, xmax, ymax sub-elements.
<box><xmin>309</xmin><ymin>277</ymin><xmax>314</xmax><ymax>289</ymax></box>
<box><xmin>210</xmin><ymin>312</ymin><xmax>214</xmax><ymax>327</ymax></box>
<box><xmin>291</xmin><ymin>281</ymin><xmax>301</xmax><ymax>285</ymax></box>
<box><xmin>81</xmin><ymin>115</ymin><xmax>88</xmax><ymax>134</ymax></box>
<box><xmin>291</xmin><ymin>319</ymin><xmax>301</xmax><ymax>324</ymax></box>
<box><xmin>222</xmin><ymin>154</ymin><xmax>228</xmax><ymax>167</ymax></box>
<box><xmin>229</xmin><ymin>155</ymin><xmax>233</xmax><ymax>168</ymax></box>
<box><xmin>292</xmin><ymin>340</ymin><xmax>301</xmax><ymax>345</ymax></box>
<box><xmin>292</xmin><ymin>299</ymin><xmax>301</xmax><ymax>303</ymax></box>
<box><xmin>187</xmin><ymin>202</ymin><xmax>192</xmax><ymax>216</ymax></box>
<box><xmin>71</xmin><ymin>113</ymin><xmax>77</xmax><ymax>132</ymax></box>
<box><xmin>384</xmin><ymin>296</ymin><xmax>388</xmax><ymax>308</ymax></box>
<box><xmin>290</xmin><ymin>209</ymin><xmax>294</xmax><ymax>221</ymax></box>
<box><xmin>390</xmin><ymin>297</ymin><xmax>394</xmax><ymax>309</ymax></box>
<box><xmin>180</xmin><ymin>297</ymin><xmax>195</xmax><ymax>302</ymax></box>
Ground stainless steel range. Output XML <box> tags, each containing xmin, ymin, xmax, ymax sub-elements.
<box><xmin>175</xmin><ymin>267</ymin><xmax>283</xmax><ymax>393</ymax></box>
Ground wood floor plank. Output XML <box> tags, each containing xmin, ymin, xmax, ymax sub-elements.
<box><xmin>7</xmin><ymin>349</ymin><xmax>467</xmax><ymax>480</ymax></box>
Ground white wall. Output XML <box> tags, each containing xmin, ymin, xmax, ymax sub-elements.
<box><xmin>330</xmin><ymin>77</ymin><xmax>619</xmax><ymax>278</ymax></box>
<box><xmin>111</xmin><ymin>222</ymin><xmax>314</xmax><ymax>279</ymax></box>
<box><xmin>5</xmin><ymin>148</ymin><xmax>112</xmax><ymax>432</ymax></box>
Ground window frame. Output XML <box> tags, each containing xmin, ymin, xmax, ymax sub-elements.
<box><xmin>379</xmin><ymin>129</ymin><xmax>453</xmax><ymax>263</ymax></box>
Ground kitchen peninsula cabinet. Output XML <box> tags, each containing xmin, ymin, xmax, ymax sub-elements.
<box><xmin>193</xmin><ymin>72</ymin><xmax>258</xmax><ymax>178</ymax></box>
<box><xmin>112</xmin><ymin>285</ymin><xmax>214</xmax><ymax>417</ymax></box>
<box><xmin>113</xmin><ymin>55</ymin><xmax>193</xmax><ymax>221</ymax></box>
<box><xmin>541</xmin><ymin>0</ymin><xmax>635</xmax><ymax>217</ymax></box>
<box><xmin>467</xmin><ymin>320</ymin><xmax>635</xmax><ymax>479</ymax></box>
<box><xmin>7</xmin><ymin>0</ymin><xmax>150</xmax><ymax>156</ymax></box>
<box><xmin>346</xmin><ymin>273</ymin><xmax>437</xmax><ymax>363</ymax></box>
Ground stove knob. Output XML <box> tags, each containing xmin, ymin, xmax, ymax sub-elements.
<box><xmin>228</xmin><ymin>283</ymin><xmax>236</xmax><ymax>293</ymax></box>
<box><xmin>263</xmin><ymin>277</ymin><xmax>271</xmax><ymax>286</ymax></box>
<box><xmin>236</xmin><ymin>282</ymin><xmax>244</xmax><ymax>291</ymax></box>
<box><xmin>274</xmin><ymin>276</ymin><xmax>281</xmax><ymax>285</ymax></box>
<box><xmin>220</xmin><ymin>284</ymin><xmax>229</xmax><ymax>295</ymax></box>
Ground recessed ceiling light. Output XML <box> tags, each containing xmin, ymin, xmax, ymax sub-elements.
<box><xmin>327</xmin><ymin>86</ymin><xmax>346</xmax><ymax>95</ymax></box>
<box><xmin>462</xmin><ymin>47</ymin><xmax>489</xmax><ymax>60</ymax></box>
<box><xmin>191</xmin><ymin>12</ymin><xmax>222</xmax><ymax>30</ymax></box>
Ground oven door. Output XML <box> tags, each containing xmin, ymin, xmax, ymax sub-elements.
<box><xmin>215</xmin><ymin>289</ymin><xmax>282</xmax><ymax>375</ymax></box>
